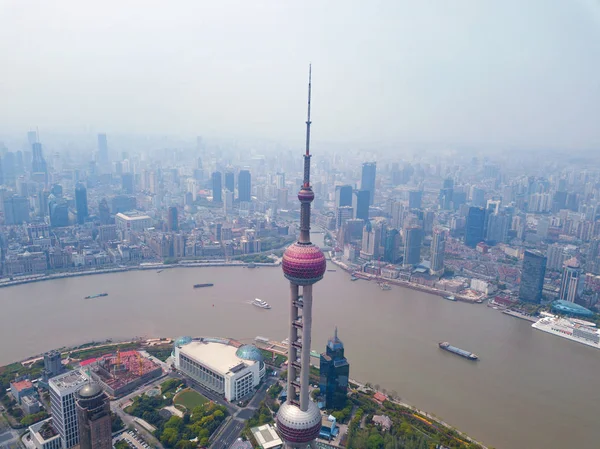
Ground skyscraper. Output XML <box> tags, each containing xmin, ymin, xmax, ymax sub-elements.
<box><xmin>352</xmin><ymin>189</ymin><xmax>370</xmax><ymax>221</ymax></box>
<box><xmin>3</xmin><ymin>195</ymin><xmax>29</xmax><ymax>224</ymax></box>
<box><xmin>559</xmin><ymin>257</ymin><xmax>582</xmax><ymax>303</ymax></box>
<box><xmin>75</xmin><ymin>183</ymin><xmax>88</xmax><ymax>225</ymax></box>
<box><xmin>335</xmin><ymin>185</ymin><xmax>353</xmax><ymax>208</ymax></box>
<box><xmin>336</xmin><ymin>206</ymin><xmax>353</xmax><ymax>230</ymax></box>
<box><xmin>75</xmin><ymin>383</ymin><xmax>112</xmax><ymax>449</ymax></box>
<box><xmin>465</xmin><ymin>206</ymin><xmax>485</xmax><ymax>248</ymax></box>
<box><xmin>167</xmin><ymin>206</ymin><xmax>178</xmax><ymax>232</ymax></box>
<box><xmin>403</xmin><ymin>226</ymin><xmax>422</xmax><ymax>266</ymax></box>
<box><xmin>319</xmin><ymin>328</ymin><xmax>350</xmax><ymax>410</ymax></box>
<box><xmin>361</xmin><ymin>162</ymin><xmax>376</xmax><ymax>205</ymax></box>
<box><xmin>97</xmin><ymin>134</ymin><xmax>108</xmax><ymax>169</ymax></box>
<box><xmin>238</xmin><ymin>169</ymin><xmax>252</xmax><ymax>202</ymax></box>
<box><xmin>383</xmin><ymin>227</ymin><xmax>400</xmax><ymax>263</ymax></box>
<box><xmin>408</xmin><ymin>190</ymin><xmax>422</xmax><ymax>210</ymax></box>
<box><xmin>41</xmin><ymin>350</ymin><xmax>64</xmax><ymax>387</ymax></box>
<box><xmin>98</xmin><ymin>198</ymin><xmax>111</xmax><ymax>225</ymax></box>
<box><xmin>31</xmin><ymin>142</ymin><xmax>47</xmax><ymax>176</ymax></box>
<box><xmin>276</xmin><ymin>66</ymin><xmax>326</xmax><ymax>449</ymax></box>
<box><xmin>49</xmin><ymin>371</ymin><xmax>89</xmax><ymax>449</ymax></box>
<box><xmin>430</xmin><ymin>226</ymin><xmax>447</xmax><ymax>276</ymax></box>
<box><xmin>225</xmin><ymin>171</ymin><xmax>235</xmax><ymax>193</ymax></box>
<box><xmin>212</xmin><ymin>171</ymin><xmax>222</xmax><ymax>203</ymax></box>
<box><xmin>121</xmin><ymin>173</ymin><xmax>134</xmax><ymax>194</ymax></box>
<box><xmin>519</xmin><ymin>250</ymin><xmax>547</xmax><ymax>303</ymax></box>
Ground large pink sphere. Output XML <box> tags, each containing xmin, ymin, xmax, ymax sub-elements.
<box><xmin>282</xmin><ymin>242</ymin><xmax>326</xmax><ymax>285</ymax></box>
<box><xmin>276</xmin><ymin>402</ymin><xmax>322</xmax><ymax>444</ymax></box>
<box><xmin>297</xmin><ymin>189</ymin><xmax>314</xmax><ymax>203</ymax></box>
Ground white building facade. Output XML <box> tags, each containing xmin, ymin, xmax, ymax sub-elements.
<box><xmin>174</xmin><ymin>339</ymin><xmax>264</xmax><ymax>402</ymax></box>
<box><xmin>49</xmin><ymin>370</ymin><xmax>89</xmax><ymax>449</ymax></box>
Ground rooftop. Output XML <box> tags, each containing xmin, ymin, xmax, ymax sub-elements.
<box><xmin>250</xmin><ymin>424</ymin><xmax>283</xmax><ymax>449</ymax></box>
<box><xmin>179</xmin><ymin>341</ymin><xmax>256</xmax><ymax>376</ymax></box>
<box><xmin>49</xmin><ymin>370</ymin><xmax>89</xmax><ymax>393</ymax></box>
<box><xmin>11</xmin><ymin>379</ymin><xmax>33</xmax><ymax>392</ymax></box>
<box><xmin>30</xmin><ymin>418</ymin><xmax>60</xmax><ymax>442</ymax></box>
<box><xmin>115</xmin><ymin>211</ymin><xmax>152</xmax><ymax>220</ymax></box>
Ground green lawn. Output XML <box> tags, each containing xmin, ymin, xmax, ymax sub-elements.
<box><xmin>173</xmin><ymin>389</ymin><xmax>208</xmax><ymax>410</ymax></box>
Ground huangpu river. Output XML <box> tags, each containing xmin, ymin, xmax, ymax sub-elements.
<box><xmin>1</xmin><ymin>237</ymin><xmax>598</xmax><ymax>449</ymax></box>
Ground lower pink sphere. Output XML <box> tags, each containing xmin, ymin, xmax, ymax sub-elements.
<box><xmin>282</xmin><ymin>243</ymin><xmax>326</xmax><ymax>285</ymax></box>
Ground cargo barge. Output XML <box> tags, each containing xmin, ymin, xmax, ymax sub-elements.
<box><xmin>439</xmin><ymin>342</ymin><xmax>478</xmax><ymax>360</ymax></box>
<box><xmin>193</xmin><ymin>283</ymin><xmax>214</xmax><ymax>288</ymax></box>
<box><xmin>84</xmin><ymin>293</ymin><xmax>108</xmax><ymax>299</ymax></box>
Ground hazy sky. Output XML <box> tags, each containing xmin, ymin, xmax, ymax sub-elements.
<box><xmin>1</xmin><ymin>0</ymin><xmax>599</xmax><ymax>149</ymax></box>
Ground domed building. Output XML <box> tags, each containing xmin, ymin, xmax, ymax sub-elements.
<box><xmin>172</xmin><ymin>336</ymin><xmax>193</xmax><ymax>357</ymax></box>
<box><xmin>236</xmin><ymin>345</ymin><xmax>266</xmax><ymax>380</ymax></box>
<box><xmin>75</xmin><ymin>382</ymin><xmax>111</xmax><ymax>449</ymax></box>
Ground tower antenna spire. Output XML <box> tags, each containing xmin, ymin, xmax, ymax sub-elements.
<box><xmin>305</xmin><ymin>64</ymin><xmax>312</xmax><ymax>157</ymax></box>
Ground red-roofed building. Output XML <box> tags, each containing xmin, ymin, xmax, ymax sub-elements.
<box><xmin>10</xmin><ymin>379</ymin><xmax>35</xmax><ymax>404</ymax></box>
<box><xmin>373</xmin><ymin>391</ymin><xmax>388</xmax><ymax>404</ymax></box>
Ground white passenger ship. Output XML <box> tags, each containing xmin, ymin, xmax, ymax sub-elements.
<box><xmin>532</xmin><ymin>315</ymin><xmax>600</xmax><ymax>350</ymax></box>
<box><xmin>252</xmin><ymin>298</ymin><xmax>271</xmax><ymax>309</ymax></box>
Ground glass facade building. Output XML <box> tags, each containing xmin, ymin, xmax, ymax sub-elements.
<box><xmin>319</xmin><ymin>329</ymin><xmax>349</xmax><ymax>410</ymax></box>
<box><xmin>465</xmin><ymin>206</ymin><xmax>485</xmax><ymax>248</ymax></box>
<box><xmin>519</xmin><ymin>250</ymin><xmax>547</xmax><ymax>303</ymax></box>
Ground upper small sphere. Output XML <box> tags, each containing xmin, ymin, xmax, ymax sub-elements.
<box><xmin>77</xmin><ymin>382</ymin><xmax>103</xmax><ymax>399</ymax></box>
<box><xmin>276</xmin><ymin>401</ymin><xmax>322</xmax><ymax>444</ymax></box>
<box><xmin>298</xmin><ymin>189</ymin><xmax>315</xmax><ymax>203</ymax></box>
<box><xmin>282</xmin><ymin>243</ymin><xmax>326</xmax><ymax>285</ymax></box>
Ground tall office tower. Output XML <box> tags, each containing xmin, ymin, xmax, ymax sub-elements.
<box><xmin>167</xmin><ymin>206</ymin><xmax>178</xmax><ymax>232</ymax></box>
<box><xmin>352</xmin><ymin>189</ymin><xmax>370</xmax><ymax>221</ymax></box>
<box><xmin>98</xmin><ymin>198</ymin><xmax>111</xmax><ymax>225</ymax></box>
<box><xmin>97</xmin><ymin>134</ymin><xmax>109</xmax><ymax>169</ymax></box>
<box><xmin>31</xmin><ymin>142</ymin><xmax>48</xmax><ymax>176</ymax></box>
<box><xmin>430</xmin><ymin>226</ymin><xmax>447</xmax><ymax>276</ymax></box>
<box><xmin>471</xmin><ymin>186</ymin><xmax>486</xmax><ymax>208</ymax></box>
<box><xmin>408</xmin><ymin>189</ymin><xmax>422</xmax><ymax>210</ymax></box>
<box><xmin>465</xmin><ymin>206</ymin><xmax>485</xmax><ymax>248</ymax></box>
<box><xmin>38</xmin><ymin>190</ymin><xmax>50</xmax><ymax>218</ymax></box>
<box><xmin>275</xmin><ymin>172</ymin><xmax>286</xmax><ymax>189</ymax></box>
<box><xmin>360</xmin><ymin>220</ymin><xmax>380</xmax><ymax>260</ymax></box>
<box><xmin>75</xmin><ymin>183</ymin><xmax>88</xmax><ymax>225</ymax></box>
<box><xmin>49</xmin><ymin>197</ymin><xmax>69</xmax><ymax>228</ymax></box>
<box><xmin>238</xmin><ymin>169</ymin><xmax>251</xmax><ymax>202</ymax></box>
<box><xmin>559</xmin><ymin>257</ymin><xmax>582</xmax><ymax>303</ymax></box>
<box><xmin>75</xmin><ymin>383</ymin><xmax>112</xmax><ymax>449</ymax></box>
<box><xmin>121</xmin><ymin>173</ymin><xmax>134</xmax><ymax>194</ymax></box>
<box><xmin>336</xmin><ymin>206</ymin><xmax>353</xmax><ymax>230</ymax></box>
<box><xmin>403</xmin><ymin>226</ymin><xmax>422</xmax><ymax>266</ymax></box>
<box><xmin>225</xmin><ymin>171</ymin><xmax>235</xmax><ymax>193</ymax></box>
<box><xmin>212</xmin><ymin>171</ymin><xmax>222</xmax><ymax>203</ymax></box>
<box><xmin>49</xmin><ymin>371</ymin><xmax>89</xmax><ymax>449</ymax></box>
<box><xmin>278</xmin><ymin>188</ymin><xmax>288</xmax><ymax>209</ymax></box>
<box><xmin>319</xmin><ymin>328</ymin><xmax>350</xmax><ymax>410</ymax></box>
<box><xmin>3</xmin><ymin>195</ymin><xmax>30</xmax><ymax>224</ymax></box>
<box><xmin>223</xmin><ymin>190</ymin><xmax>234</xmax><ymax>214</ymax></box>
<box><xmin>335</xmin><ymin>185</ymin><xmax>353</xmax><ymax>208</ymax></box>
<box><xmin>519</xmin><ymin>250</ymin><xmax>547</xmax><ymax>303</ymax></box>
<box><xmin>383</xmin><ymin>227</ymin><xmax>400</xmax><ymax>263</ymax></box>
<box><xmin>276</xmin><ymin>67</ymin><xmax>327</xmax><ymax>449</ymax></box>
<box><xmin>27</xmin><ymin>130</ymin><xmax>38</xmax><ymax>147</ymax></box>
<box><xmin>439</xmin><ymin>178</ymin><xmax>453</xmax><ymax>210</ymax></box>
<box><xmin>361</xmin><ymin>162</ymin><xmax>377</xmax><ymax>205</ymax></box>
<box><xmin>486</xmin><ymin>212</ymin><xmax>509</xmax><ymax>245</ymax></box>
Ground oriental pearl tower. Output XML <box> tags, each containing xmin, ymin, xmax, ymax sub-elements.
<box><xmin>276</xmin><ymin>66</ymin><xmax>326</xmax><ymax>449</ymax></box>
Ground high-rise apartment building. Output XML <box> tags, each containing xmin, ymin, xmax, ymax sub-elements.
<box><xmin>238</xmin><ymin>170</ymin><xmax>251</xmax><ymax>202</ymax></box>
<box><xmin>403</xmin><ymin>226</ymin><xmax>422</xmax><ymax>266</ymax></box>
<box><xmin>75</xmin><ymin>383</ymin><xmax>112</xmax><ymax>449</ymax></box>
<box><xmin>167</xmin><ymin>206</ymin><xmax>178</xmax><ymax>232</ymax></box>
<box><xmin>361</xmin><ymin>162</ymin><xmax>377</xmax><ymax>205</ymax></box>
<box><xmin>276</xmin><ymin>66</ymin><xmax>326</xmax><ymax>449</ymax></box>
<box><xmin>212</xmin><ymin>172</ymin><xmax>222</xmax><ymax>203</ymax></box>
<box><xmin>336</xmin><ymin>206</ymin><xmax>353</xmax><ymax>230</ymax></box>
<box><xmin>430</xmin><ymin>227</ymin><xmax>447</xmax><ymax>276</ymax></box>
<box><xmin>75</xmin><ymin>183</ymin><xmax>88</xmax><ymax>225</ymax></box>
<box><xmin>352</xmin><ymin>189</ymin><xmax>370</xmax><ymax>221</ymax></box>
<box><xmin>319</xmin><ymin>328</ymin><xmax>349</xmax><ymax>410</ymax></box>
<box><xmin>465</xmin><ymin>207</ymin><xmax>485</xmax><ymax>248</ymax></box>
<box><xmin>519</xmin><ymin>250</ymin><xmax>547</xmax><ymax>303</ymax></box>
<box><xmin>559</xmin><ymin>257</ymin><xmax>582</xmax><ymax>303</ymax></box>
<box><xmin>121</xmin><ymin>173</ymin><xmax>134</xmax><ymax>194</ymax></box>
<box><xmin>49</xmin><ymin>371</ymin><xmax>89</xmax><ymax>449</ymax></box>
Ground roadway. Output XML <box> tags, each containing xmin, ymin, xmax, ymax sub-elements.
<box><xmin>209</xmin><ymin>376</ymin><xmax>277</xmax><ymax>449</ymax></box>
